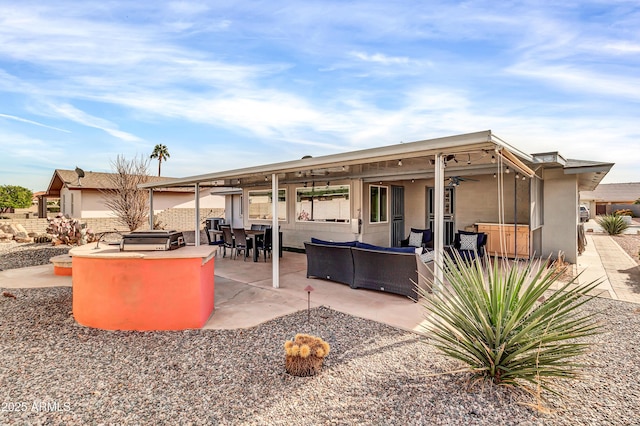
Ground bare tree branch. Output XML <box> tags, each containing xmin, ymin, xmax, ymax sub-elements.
<box><xmin>100</xmin><ymin>155</ymin><xmax>151</xmax><ymax>231</ymax></box>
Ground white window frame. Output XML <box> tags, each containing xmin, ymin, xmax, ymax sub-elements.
<box><xmin>247</xmin><ymin>189</ymin><xmax>286</xmax><ymax>221</ymax></box>
<box><xmin>369</xmin><ymin>184</ymin><xmax>388</xmax><ymax>224</ymax></box>
<box><xmin>295</xmin><ymin>184</ymin><xmax>350</xmax><ymax>223</ymax></box>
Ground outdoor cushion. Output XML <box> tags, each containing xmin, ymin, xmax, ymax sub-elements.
<box><xmin>420</xmin><ymin>249</ymin><xmax>435</xmax><ymax>263</ymax></box>
<box><xmin>410</xmin><ymin>228</ymin><xmax>433</xmax><ymax>245</ymax></box>
<box><xmin>408</xmin><ymin>231</ymin><xmax>423</xmax><ymax>247</ymax></box>
<box><xmin>459</xmin><ymin>234</ymin><xmax>477</xmax><ymax>251</ymax></box>
<box><xmin>355</xmin><ymin>242</ymin><xmax>416</xmax><ymax>254</ymax></box>
<box><xmin>456</xmin><ymin>230</ymin><xmax>486</xmax><ymax>249</ymax></box>
<box><xmin>310</xmin><ymin>238</ymin><xmax>357</xmax><ymax>247</ymax></box>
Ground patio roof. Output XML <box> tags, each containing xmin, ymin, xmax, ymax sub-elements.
<box><xmin>139</xmin><ymin>130</ymin><xmax>535</xmax><ymax>190</ymax></box>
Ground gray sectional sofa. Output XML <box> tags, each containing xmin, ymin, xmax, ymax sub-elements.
<box><xmin>304</xmin><ymin>239</ymin><xmax>433</xmax><ymax>299</ymax></box>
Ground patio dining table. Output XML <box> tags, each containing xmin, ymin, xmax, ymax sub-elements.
<box><xmin>208</xmin><ymin>228</ymin><xmax>282</xmax><ymax>262</ymax></box>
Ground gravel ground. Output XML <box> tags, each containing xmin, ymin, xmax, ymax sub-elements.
<box><xmin>0</xmin><ymin>289</ymin><xmax>638</xmax><ymax>425</ymax></box>
<box><xmin>0</xmin><ymin>241</ymin><xmax>71</xmax><ymax>271</ymax></box>
<box><xmin>1</xmin><ymin>242</ymin><xmax>640</xmax><ymax>425</ymax></box>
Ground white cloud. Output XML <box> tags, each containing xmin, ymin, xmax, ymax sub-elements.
<box><xmin>0</xmin><ymin>113</ymin><xmax>70</xmax><ymax>133</ymax></box>
<box><xmin>49</xmin><ymin>103</ymin><xmax>142</xmax><ymax>143</ymax></box>
<box><xmin>351</xmin><ymin>52</ymin><xmax>410</xmax><ymax>65</ymax></box>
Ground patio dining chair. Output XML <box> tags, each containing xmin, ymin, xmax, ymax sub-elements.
<box><xmin>255</xmin><ymin>227</ymin><xmax>272</xmax><ymax>262</ymax></box>
<box><xmin>232</xmin><ymin>228</ymin><xmax>253</xmax><ymax>261</ymax></box>
<box><xmin>221</xmin><ymin>226</ymin><xmax>235</xmax><ymax>258</ymax></box>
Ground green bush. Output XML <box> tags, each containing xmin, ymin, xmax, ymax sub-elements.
<box><xmin>596</xmin><ymin>214</ymin><xmax>629</xmax><ymax>235</ymax></box>
<box><xmin>418</xmin><ymin>252</ymin><xmax>602</xmax><ymax>398</ymax></box>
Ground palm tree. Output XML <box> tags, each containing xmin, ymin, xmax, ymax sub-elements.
<box><xmin>150</xmin><ymin>144</ymin><xmax>170</xmax><ymax>176</ymax></box>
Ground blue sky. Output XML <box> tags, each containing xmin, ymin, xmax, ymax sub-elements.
<box><xmin>1</xmin><ymin>1</ymin><xmax>639</xmax><ymax>192</ymax></box>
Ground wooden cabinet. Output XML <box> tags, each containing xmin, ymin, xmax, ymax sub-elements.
<box><xmin>476</xmin><ymin>223</ymin><xmax>530</xmax><ymax>259</ymax></box>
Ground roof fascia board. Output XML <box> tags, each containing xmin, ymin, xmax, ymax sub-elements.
<box><xmin>563</xmin><ymin>164</ymin><xmax>614</xmax><ymax>175</ymax></box>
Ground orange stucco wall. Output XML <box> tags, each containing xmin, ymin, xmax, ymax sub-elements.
<box><xmin>72</xmin><ymin>256</ymin><xmax>214</xmax><ymax>331</ymax></box>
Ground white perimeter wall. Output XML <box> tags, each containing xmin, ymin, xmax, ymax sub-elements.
<box><xmin>74</xmin><ymin>189</ymin><xmax>224</xmax><ymax>218</ymax></box>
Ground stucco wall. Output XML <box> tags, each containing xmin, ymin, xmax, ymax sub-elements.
<box><xmin>541</xmin><ymin>168</ymin><xmax>578</xmax><ymax>263</ymax></box>
<box><xmin>455</xmin><ymin>174</ymin><xmax>530</xmax><ymax>230</ymax></box>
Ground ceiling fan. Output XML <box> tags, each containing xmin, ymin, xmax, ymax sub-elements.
<box><xmin>447</xmin><ymin>176</ymin><xmax>478</xmax><ymax>187</ymax></box>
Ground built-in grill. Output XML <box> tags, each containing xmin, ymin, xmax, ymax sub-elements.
<box><xmin>120</xmin><ymin>230</ymin><xmax>186</xmax><ymax>251</ymax></box>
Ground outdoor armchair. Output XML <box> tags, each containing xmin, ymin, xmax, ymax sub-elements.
<box><xmin>400</xmin><ymin>228</ymin><xmax>433</xmax><ymax>249</ymax></box>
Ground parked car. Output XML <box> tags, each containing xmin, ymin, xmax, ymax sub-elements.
<box><xmin>579</xmin><ymin>205</ymin><xmax>590</xmax><ymax>222</ymax></box>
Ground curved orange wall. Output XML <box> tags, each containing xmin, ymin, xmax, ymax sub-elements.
<box><xmin>72</xmin><ymin>256</ymin><xmax>214</xmax><ymax>331</ymax></box>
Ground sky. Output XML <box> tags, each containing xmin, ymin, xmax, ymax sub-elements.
<box><xmin>1</xmin><ymin>1</ymin><xmax>639</xmax><ymax>192</ymax></box>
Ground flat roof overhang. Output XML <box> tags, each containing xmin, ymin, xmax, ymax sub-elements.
<box><xmin>139</xmin><ymin>130</ymin><xmax>536</xmax><ymax>190</ymax></box>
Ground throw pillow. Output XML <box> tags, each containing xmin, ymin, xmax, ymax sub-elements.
<box><xmin>420</xmin><ymin>250</ymin><xmax>435</xmax><ymax>263</ymax></box>
<box><xmin>459</xmin><ymin>234</ymin><xmax>477</xmax><ymax>251</ymax></box>
<box><xmin>408</xmin><ymin>231</ymin><xmax>423</xmax><ymax>247</ymax></box>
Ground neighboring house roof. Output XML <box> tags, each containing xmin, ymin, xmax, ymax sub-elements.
<box><xmin>580</xmin><ymin>182</ymin><xmax>640</xmax><ymax>203</ymax></box>
<box><xmin>44</xmin><ymin>169</ymin><xmax>188</xmax><ymax>198</ymax></box>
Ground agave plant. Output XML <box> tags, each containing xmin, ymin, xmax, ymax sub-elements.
<box><xmin>418</xmin><ymin>251</ymin><xmax>602</xmax><ymax>396</ymax></box>
<box><xmin>596</xmin><ymin>214</ymin><xmax>629</xmax><ymax>235</ymax></box>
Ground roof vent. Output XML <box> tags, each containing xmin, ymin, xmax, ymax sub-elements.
<box><xmin>301</xmin><ymin>155</ymin><xmax>313</xmax><ymax>159</ymax></box>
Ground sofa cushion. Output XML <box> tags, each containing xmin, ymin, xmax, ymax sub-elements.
<box><xmin>355</xmin><ymin>242</ymin><xmax>416</xmax><ymax>253</ymax></box>
<box><xmin>420</xmin><ymin>249</ymin><xmax>435</xmax><ymax>263</ymax></box>
<box><xmin>459</xmin><ymin>233</ymin><xmax>477</xmax><ymax>251</ymax></box>
<box><xmin>410</xmin><ymin>228</ymin><xmax>433</xmax><ymax>245</ymax></box>
<box><xmin>408</xmin><ymin>231</ymin><xmax>423</xmax><ymax>247</ymax></box>
<box><xmin>310</xmin><ymin>238</ymin><xmax>357</xmax><ymax>247</ymax></box>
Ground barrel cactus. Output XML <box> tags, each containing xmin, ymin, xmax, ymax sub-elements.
<box><xmin>284</xmin><ymin>334</ymin><xmax>330</xmax><ymax>376</ymax></box>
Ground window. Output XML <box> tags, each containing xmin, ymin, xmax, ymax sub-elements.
<box><xmin>296</xmin><ymin>185</ymin><xmax>350</xmax><ymax>223</ymax></box>
<box><xmin>248</xmin><ymin>189</ymin><xmax>286</xmax><ymax>220</ymax></box>
<box><xmin>530</xmin><ymin>176</ymin><xmax>543</xmax><ymax>230</ymax></box>
<box><xmin>370</xmin><ymin>185</ymin><xmax>388</xmax><ymax>223</ymax></box>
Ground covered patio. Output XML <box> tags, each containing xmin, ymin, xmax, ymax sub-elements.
<box><xmin>140</xmin><ymin>130</ymin><xmax>612</xmax><ymax>291</ymax></box>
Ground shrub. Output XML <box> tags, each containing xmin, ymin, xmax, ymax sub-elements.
<box><xmin>46</xmin><ymin>214</ymin><xmax>96</xmax><ymax>245</ymax></box>
<box><xmin>596</xmin><ymin>214</ymin><xmax>629</xmax><ymax>235</ymax></box>
<box><xmin>418</xmin><ymin>252</ymin><xmax>602</xmax><ymax>399</ymax></box>
<box><xmin>284</xmin><ymin>334</ymin><xmax>330</xmax><ymax>376</ymax></box>
<box><xmin>614</xmin><ymin>209</ymin><xmax>633</xmax><ymax>217</ymax></box>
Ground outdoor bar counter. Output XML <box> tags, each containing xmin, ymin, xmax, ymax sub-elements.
<box><xmin>69</xmin><ymin>244</ymin><xmax>216</xmax><ymax>331</ymax></box>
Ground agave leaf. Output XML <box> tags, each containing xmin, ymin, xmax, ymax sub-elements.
<box><xmin>419</xmin><ymin>251</ymin><xmax>603</xmax><ymax>399</ymax></box>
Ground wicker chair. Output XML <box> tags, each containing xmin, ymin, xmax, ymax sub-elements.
<box><xmin>351</xmin><ymin>247</ymin><xmax>419</xmax><ymax>299</ymax></box>
<box><xmin>255</xmin><ymin>227</ymin><xmax>273</xmax><ymax>262</ymax></box>
<box><xmin>232</xmin><ymin>228</ymin><xmax>253</xmax><ymax>261</ymax></box>
<box><xmin>221</xmin><ymin>226</ymin><xmax>235</xmax><ymax>258</ymax></box>
<box><xmin>304</xmin><ymin>242</ymin><xmax>355</xmax><ymax>286</ymax></box>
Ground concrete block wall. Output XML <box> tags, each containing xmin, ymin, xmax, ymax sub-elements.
<box><xmin>0</xmin><ymin>218</ymin><xmax>49</xmax><ymax>234</ymax></box>
<box><xmin>1</xmin><ymin>208</ymin><xmax>226</xmax><ymax>235</ymax></box>
<box><xmin>156</xmin><ymin>208</ymin><xmax>225</xmax><ymax>231</ymax></box>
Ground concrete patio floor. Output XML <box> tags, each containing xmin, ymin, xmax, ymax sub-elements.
<box><xmin>2</xmin><ymin>232</ymin><xmax>639</xmax><ymax>333</ymax></box>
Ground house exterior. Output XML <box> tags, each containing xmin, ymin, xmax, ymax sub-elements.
<box><xmin>41</xmin><ymin>169</ymin><xmax>225</xmax><ymax>229</ymax></box>
<box><xmin>141</xmin><ymin>131</ymin><xmax>613</xmax><ymax>269</ymax></box>
<box><xmin>580</xmin><ymin>182</ymin><xmax>640</xmax><ymax>218</ymax></box>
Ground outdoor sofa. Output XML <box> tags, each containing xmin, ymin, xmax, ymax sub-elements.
<box><xmin>304</xmin><ymin>238</ymin><xmax>433</xmax><ymax>299</ymax></box>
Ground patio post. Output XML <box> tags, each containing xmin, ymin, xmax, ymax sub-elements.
<box><xmin>194</xmin><ymin>183</ymin><xmax>200</xmax><ymax>246</ymax></box>
<box><xmin>148</xmin><ymin>189</ymin><xmax>154</xmax><ymax>229</ymax></box>
<box><xmin>433</xmin><ymin>153</ymin><xmax>445</xmax><ymax>292</ymax></box>
<box><xmin>272</xmin><ymin>173</ymin><xmax>280</xmax><ymax>288</ymax></box>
